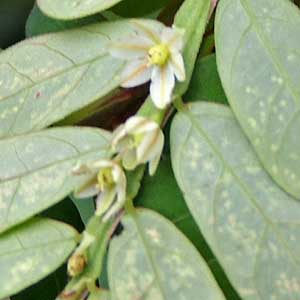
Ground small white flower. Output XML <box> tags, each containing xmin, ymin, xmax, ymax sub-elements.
<box><xmin>110</xmin><ymin>20</ymin><xmax>186</xmax><ymax>109</ymax></box>
<box><xmin>112</xmin><ymin>116</ymin><xmax>164</xmax><ymax>175</ymax></box>
<box><xmin>73</xmin><ymin>159</ymin><xmax>126</xmax><ymax>221</ymax></box>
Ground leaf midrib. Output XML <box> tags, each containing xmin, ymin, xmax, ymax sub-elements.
<box><xmin>0</xmin><ymin>144</ymin><xmax>109</xmax><ymax>183</ymax></box>
<box><xmin>0</xmin><ymin>48</ymin><xmax>109</xmax><ymax>104</ymax></box>
<box><xmin>185</xmin><ymin>110</ymin><xmax>299</xmax><ymax>265</ymax></box>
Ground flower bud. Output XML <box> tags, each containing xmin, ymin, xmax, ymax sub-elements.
<box><xmin>68</xmin><ymin>253</ymin><xmax>86</xmax><ymax>277</ymax></box>
<box><xmin>112</xmin><ymin>116</ymin><xmax>164</xmax><ymax>175</ymax></box>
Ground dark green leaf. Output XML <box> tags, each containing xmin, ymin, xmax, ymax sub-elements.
<box><xmin>185</xmin><ymin>54</ymin><xmax>227</xmax><ymax>104</ymax></box>
<box><xmin>37</xmin><ymin>0</ymin><xmax>123</xmax><ymax>20</ymax></box>
<box><xmin>26</xmin><ymin>4</ymin><xmax>102</xmax><ymax>37</ymax></box>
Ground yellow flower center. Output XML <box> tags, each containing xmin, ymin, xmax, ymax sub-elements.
<box><xmin>148</xmin><ymin>44</ymin><xmax>170</xmax><ymax>66</ymax></box>
<box><xmin>97</xmin><ymin>168</ymin><xmax>114</xmax><ymax>190</ymax></box>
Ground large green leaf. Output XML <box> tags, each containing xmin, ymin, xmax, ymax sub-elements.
<box><xmin>0</xmin><ymin>21</ymin><xmax>129</xmax><ymax>138</ymax></box>
<box><xmin>111</xmin><ymin>0</ymin><xmax>170</xmax><ymax>17</ymax></box>
<box><xmin>215</xmin><ymin>0</ymin><xmax>300</xmax><ymax>199</ymax></box>
<box><xmin>136</xmin><ymin>155</ymin><xmax>241</xmax><ymax>299</ymax></box>
<box><xmin>37</xmin><ymin>0</ymin><xmax>123</xmax><ymax>20</ymax></box>
<box><xmin>108</xmin><ymin>209</ymin><xmax>225</xmax><ymax>300</ymax></box>
<box><xmin>26</xmin><ymin>4</ymin><xmax>102</xmax><ymax>37</ymax></box>
<box><xmin>171</xmin><ymin>102</ymin><xmax>300</xmax><ymax>300</ymax></box>
<box><xmin>0</xmin><ymin>127</ymin><xmax>110</xmax><ymax>233</ymax></box>
<box><xmin>0</xmin><ymin>218</ymin><xmax>78</xmax><ymax>298</ymax></box>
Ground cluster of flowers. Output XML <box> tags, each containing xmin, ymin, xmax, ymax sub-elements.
<box><xmin>73</xmin><ymin>116</ymin><xmax>164</xmax><ymax>222</ymax></box>
<box><xmin>73</xmin><ymin>21</ymin><xmax>185</xmax><ymax>223</ymax></box>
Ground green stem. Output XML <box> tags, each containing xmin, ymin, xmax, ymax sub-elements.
<box><xmin>58</xmin><ymin>216</ymin><xmax>113</xmax><ymax>300</ymax></box>
<box><xmin>137</xmin><ymin>96</ymin><xmax>166</xmax><ymax>125</ymax></box>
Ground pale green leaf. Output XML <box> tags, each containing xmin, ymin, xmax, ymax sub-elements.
<box><xmin>37</xmin><ymin>0</ymin><xmax>123</xmax><ymax>20</ymax></box>
<box><xmin>0</xmin><ymin>127</ymin><xmax>110</xmax><ymax>234</ymax></box>
<box><xmin>215</xmin><ymin>0</ymin><xmax>300</xmax><ymax>199</ymax></box>
<box><xmin>0</xmin><ymin>21</ymin><xmax>130</xmax><ymax>139</ymax></box>
<box><xmin>0</xmin><ymin>218</ymin><xmax>78</xmax><ymax>299</ymax></box>
<box><xmin>108</xmin><ymin>209</ymin><xmax>225</xmax><ymax>300</ymax></box>
<box><xmin>171</xmin><ymin>102</ymin><xmax>300</xmax><ymax>300</ymax></box>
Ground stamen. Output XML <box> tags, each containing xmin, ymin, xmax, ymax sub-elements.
<box><xmin>148</xmin><ymin>44</ymin><xmax>170</xmax><ymax>66</ymax></box>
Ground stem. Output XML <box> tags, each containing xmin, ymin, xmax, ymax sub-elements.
<box><xmin>137</xmin><ymin>96</ymin><xmax>166</xmax><ymax>125</ymax></box>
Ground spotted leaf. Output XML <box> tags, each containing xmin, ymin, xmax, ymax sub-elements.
<box><xmin>0</xmin><ymin>218</ymin><xmax>78</xmax><ymax>299</ymax></box>
<box><xmin>0</xmin><ymin>127</ymin><xmax>110</xmax><ymax>234</ymax></box>
<box><xmin>0</xmin><ymin>21</ymin><xmax>130</xmax><ymax>139</ymax></box>
<box><xmin>108</xmin><ymin>209</ymin><xmax>225</xmax><ymax>300</ymax></box>
<box><xmin>215</xmin><ymin>0</ymin><xmax>300</xmax><ymax>199</ymax></box>
<box><xmin>171</xmin><ymin>102</ymin><xmax>300</xmax><ymax>300</ymax></box>
<box><xmin>37</xmin><ymin>0</ymin><xmax>123</xmax><ymax>20</ymax></box>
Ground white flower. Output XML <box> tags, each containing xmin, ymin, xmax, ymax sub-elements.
<box><xmin>110</xmin><ymin>20</ymin><xmax>186</xmax><ymax>109</ymax></box>
<box><xmin>112</xmin><ymin>116</ymin><xmax>164</xmax><ymax>175</ymax></box>
<box><xmin>73</xmin><ymin>159</ymin><xmax>126</xmax><ymax>221</ymax></box>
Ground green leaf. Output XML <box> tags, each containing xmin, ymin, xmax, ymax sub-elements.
<box><xmin>174</xmin><ymin>0</ymin><xmax>211</xmax><ymax>96</ymax></box>
<box><xmin>71</xmin><ymin>195</ymin><xmax>95</xmax><ymax>226</ymax></box>
<box><xmin>0</xmin><ymin>218</ymin><xmax>78</xmax><ymax>299</ymax></box>
<box><xmin>37</xmin><ymin>0</ymin><xmax>123</xmax><ymax>20</ymax></box>
<box><xmin>108</xmin><ymin>209</ymin><xmax>225</xmax><ymax>300</ymax></box>
<box><xmin>184</xmin><ymin>54</ymin><xmax>228</xmax><ymax>104</ymax></box>
<box><xmin>0</xmin><ymin>21</ymin><xmax>129</xmax><ymax>138</ymax></box>
<box><xmin>0</xmin><ymin>127</ymin><xmax>110</xmax><ymax>234</ymax></box>
<box><xmin>215</xmin><ymin>0</ymin><xmax>300</xmax><ymax>199</ymax></box>
<box><xmin>171</xmin><ymin>102</ymin><xmax>300</xmax><ymax>300</ymax></box>
<box><xmin>112</xmin><ymin>0</ymin><xmax>170</xmax><ymax>17</ymax></box>
<box><xmin>136</xmin><ymin>155</ymin><xmax>241</xmax><ymax>299</ymax></box>
<box><xmin>26</xmin><ymin>4</ymin><xmax>102</xmax><ymax>37</ymax></box>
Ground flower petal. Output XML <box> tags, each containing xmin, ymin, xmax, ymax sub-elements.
<box><xmin>137</xmin><ymin>128</ymin><xmax>164</xmax><ymax>161</ymax></box>
<box><xmin>131</xmin><ymin>19</ymin><xmax>164</xmax><ymax>44</ymax></box>
<box><xmin>150</xmin><ymin>64</ymin><xmax>175</xmax><ymax>109</ymax></box>
<box><xmin>95</xmin><ymin>188</ymin><xmax>116</xmax><ymax>217</ymax></box>
<box><xmin>125</xmin><ymin>116</ymin><xmax>158</xmax><ymax>134</ymax></box>
<box><xmin>170</xmin><ymin>52</ymin><xmax>186</xmax><ymax>81</ymax></box>
<box><xmin>109</xmin><ymin>35</ymin><xmax>152</xmax><ymax>60</ymax></box>
<box><xmin>121</xmin><ymin>59</ymin><xmax>152</xmax><ymax>88</ymax></box>
<box><xmin>161</xmin><ymin>26</ymin><xmax>185</xmax><ymax>52</ymax></box>
<box><xmin>122</xmin><ymin>149</ymin><xmax>138</xmax><ymax>171</ymax></box>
